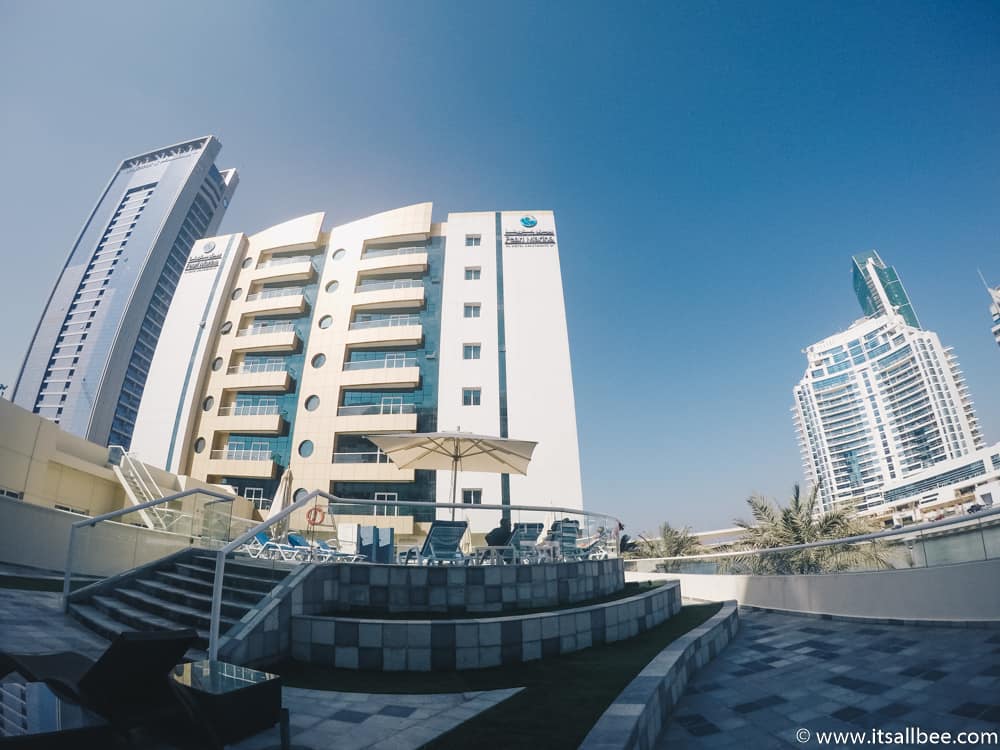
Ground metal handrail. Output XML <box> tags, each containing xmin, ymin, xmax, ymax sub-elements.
<box><xmin>348</xmin><ymin>315</ymin><xmax>421</xmax><ymax>330</ymax></box>
<box><xmin>361</xmin><ymin>246</ymin><xmax>426</xmax><ymax>259</ymax></box>
<box><xmin>343</xmin><ymin>357</ymin><xmax>417</xmax><ymax>371</ymax></box>
<box><xmin>627</xmin><ymin>505</ymin><xmax>1000</xmax><ymax>564</ymax></box>
<box><xmin>245</xmin><ymin>287</ymin><xmax>304</xmax><ymax>302</ymax></box>
<box><xmin>210</xmin><ymin>448</ymin><xmax>272</xmax><ymax>460</ymax></box>
<box><xmin>336</xmin><ymin>403</ymin><xmax>416</xmax><ymax>416</ymax></box>
<box><xmin>257</xmin><ymin>255</ymin><xmax>313</xmax><ymax>269</ymax></box>
<box><xmin>207</xmin><ymin>492</ymin><xmax>624</xmax><ymax>659</ymax></box>
<box><xmin>62</xmin><ymin>487</ymin><xmax>238</xmax><ymax>608</ymax></box>
<box><xmin>227</xmin><ymin>361</ymin><xmax>287</xmax><ymax>375</ymax></box>
<box><xmin>355</xmin><ymin>279</ymin><xmax>423</xmax><ymax>293</ymax></box>
<box><xmin>236</xmin><ymin>322</ymin><xmax>296</xmax><ymax>337</ymax></box>
<box><xmin>331</xmin><ymin>451</ymin><xmax>392</xmax><ymax>464</ymax></box>
<box><xmin>218</xmin><ymin>404</ymin><xmax>282</xmax><ymax>416</ymax></box>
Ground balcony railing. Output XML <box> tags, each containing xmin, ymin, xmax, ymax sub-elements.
<box><xmin>355</xmin><ymin>279</ymin><xmax>422</xmax><ymax>293</ymax></box>
<box><xmin>218</xmin><ymin>404</ymin><xmax>282</xmax><ymax>416</ymax></box>
<box><xmin>210</xmin><ymin>448</ymin><xmax>272</xmax><ymax>461</ymax></box>
<box><xmin>336</xmin><ymin>403</ymin><xmax>417</xmax><ymax>416</ymax></box>
<box><xmin>227</xmin><ymin>361</ymin><xmax>287</xmax><ymax>375</ymax></box>
<box><xmin>361</xmin><ymin>246</ymin><xmax>426</xmax><ymax>260</ymax></box>
<box><xmin>343</xmin><ymin>357</ymin><xmax>418</xmax><ymax>371</ymax></box>
<box><xmin>331</xmin><ymin>451</ymin><xmax>393</xmax><ymax>464</ymax></box>
<box><xmin>257</xmin><ymin>255</ymin><xmax>313</xmax><ymax>269</ymax></box>
<box><xmin>245</xmin><ymin>287</ymin><xmax>304</xmax><ymax>302</ymax></box>
<box><xmin>236</xmin><ymin>322</ymin><xmax>296</xmax><ymax>337</ymax></box>
<box><xmin>349</xmin><ymin>315</ymin><xmax>421</xmax><ymax>330</ymax></box>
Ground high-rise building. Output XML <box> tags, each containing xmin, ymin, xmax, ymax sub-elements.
<box><xmin>129</xmin><ymin>204</ymin><xmax>583</xmax><ymax>531</ymax></box>
<box><xmin>981</xmin><ymin>273</ymin><xmax>1000</xmax><ymax>350</ymax></box>
<box><xmin>793</xmin><ymin>254</ymin><xmax>982</xmax><ymax>516</ymax></box>
<box><xmin>12</xmin><ymin>137</ymin><xmax>238</xmax><ymax>449</ymax></box>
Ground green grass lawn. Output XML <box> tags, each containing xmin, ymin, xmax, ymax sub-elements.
<box><xmin>277</xmin><ymin>601</ymin><xmax>721</xmax><ymax>749</ymax></box>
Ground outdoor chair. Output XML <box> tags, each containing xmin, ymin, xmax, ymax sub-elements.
<box><xmin>399</xmin><ymin>520</ymin><xmax>468</xmax><ymax>565</ymax></box>
<box><xmin>316</xmin><ymin>539</ymin><xmax>367</xmax><ymax>562</ymax></box>
<box><xmin>286</xmin><ymin>533</ymin><xmax>333</xmax><ymax>562</ymax></box>
<box><xmin>505</xmin><ymin>522</ymin><xmax>545</xmax><ymax>564</ymax></box>
<box><xmin>0</xmin><ymin>628</ymin><xmax>197</xmax><ymax>731</ymax></box>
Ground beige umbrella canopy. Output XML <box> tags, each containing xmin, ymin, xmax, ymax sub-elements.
<box><xmin>365</xmin><ymin>431</ymin><xmax>538</xmax><ymax>518</ymax></box>
<box><xmin>263</xmin><ymin>468</ymin><xmax>293</xmax><ymax>539</ymax></box>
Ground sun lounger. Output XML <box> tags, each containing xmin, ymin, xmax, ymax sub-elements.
<box><xmin>399</xmin><ymin>520</ymin><xmax>468</xmax><ymax>565</ymax></box>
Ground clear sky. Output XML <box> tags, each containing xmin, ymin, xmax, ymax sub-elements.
<box><xmin>1</xmin><ymin>0</ymin><xmax>998</xmax><ymax>534</ymax></box>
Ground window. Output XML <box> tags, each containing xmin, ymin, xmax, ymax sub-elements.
<box><xmin>244</xmin><ymin>486</ymin><xmax>264</xmax><ymax>507</ymax></box>
<box><xmin>318</xmin><ymin>315</ymin><xmax>333</xmax><ymax>329</ymax></box>
<box><xmin>298</xmin><ymin>440</ymin><xmax>314</xmax><ymax>458</ymax></box>
<box><xmin>463</xmin><ymin>344</ymin><xmax>481</xmax><ymax>360</ymax></box>
<box><xmin>462</xmin><ymin>489</ymin><xmax>482</xmax><ymax>505</ymax></box>
<box><xmin>463</xmin><ymin>304</ymin><xmax>481</xmax><ymax>318</ymax></box>
<box><xmin>465</xmin><ymin>235</ymin><xmax>481</xmax><ymax>247</ymax></box>
<box><xmin>465</xmin><ymin>267</ymin><xmax>481</xmax><ymax>280</ymax></box>
<box><xmin>462</xmin><ymin>388</ymin><xmax>481</xmax><ymax>406</ymax></box>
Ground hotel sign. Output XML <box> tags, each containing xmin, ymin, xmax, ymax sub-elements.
<box><xmin>503</xmin><ymin>230</ymin><xmax>556</xmax><ymax>247</ymax></box>
<box><xmin>184</xmin><ymin>241</ymin><xmax>222</xmax><ymax>273</ymax></box>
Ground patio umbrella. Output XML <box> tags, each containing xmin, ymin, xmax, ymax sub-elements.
<box><xmin>263</xmin><ymin>468</ymin><xmax>293</xmax><ymax>539</ymax></box>
<box><xmin>365</xmin><ymin>431</ymin><xmax>538</xmax><ymax>520</ymax></box>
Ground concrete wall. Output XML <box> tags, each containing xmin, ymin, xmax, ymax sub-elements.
<box><xmin>627</xmin><ymin>557</ymin><xmax>1000</xmax><ymax>622</ymax></box>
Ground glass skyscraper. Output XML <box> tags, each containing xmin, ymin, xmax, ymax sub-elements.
<box><xmin>12</xmin><ymin>136</ymin><xmax>238</xmax><ymax>449</ymax></box>
<box><xmin>852</xmin><ymin>250</ymin><xmax>920</xmax><ymax>329</ymax></box>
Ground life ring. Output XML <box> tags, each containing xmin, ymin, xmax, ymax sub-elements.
<box><xmin>305</xmin><ymin>506</ymin><xmax>326</xmax><ymax>526</ymax></box>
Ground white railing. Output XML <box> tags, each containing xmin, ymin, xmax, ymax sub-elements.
<box><xmin>218</xmin><ymin>404</ymin><xmax>282</xmax><ymax>417</ymax></box>
<box><xmin>349</xmin><ymin>315</ymin><xmax>421</xmax><ymax>330</ymax></box>
<box><xmin>227</xmin><ymin>361</ymin><xmax>287</xmax><ymax>375</ymax></box>
<box><xmin>331</xmin><ymin>451</ymin><xmax>392</xmax><ymax>464</ymax></box>
<box><xmin>245</xmin><ymin>287</ymin><xmax>304</xmax><ymax>302</ymax></box>
<box><xmin>236</xmin><ymin>322</ymin><xmax>296</xmax><ymax>337</ymax></box>
<box><xmin>257</xmin><ymin>255</ymin><xmax>313</xmax><ymax>269</ymax></box>
<box><xmin>343</xmin><ymin>357</ymin><xmax>418</xmax><ymax>371</ymax></box>
<box><xmin>355</xmin><ymin>279</ymin><xmax>422</xmax><ymax>293</ymax></box>
<box><xmin>336</xmin><ymin>403</ymin><xmax>417</xmax><ymax>416</ymax></box>
<box><xmin>210</xmin><ymin>448</ymin><xmax>272</xmax><ymax>461</ymax></box>
<box><xmin>361</xmin><ymin>246</ymin><xmax>426</xmax><ymax>260</ymax></box>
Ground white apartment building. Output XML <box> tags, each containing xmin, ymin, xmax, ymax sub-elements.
<box><xmin>130</xmin><ymin>204</ymin><xmax>583</xmax><ymax>532</ymax></box>
<box><xmin>793</xmin><ymin>253</ymin><xmax>983</xmax><ymax>515</ymax></box>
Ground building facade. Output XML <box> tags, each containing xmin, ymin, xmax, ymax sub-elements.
<box><xmin>983</xmin><ymin>277</ymin><xmax>1000</xmax><ymax>350</ymax></box>
<box><xmin>12</xmin><ymin>137</ymin><xmax>238</xmax><ymax>450</ymax></box>
<box><xmin>793</xmin><ymin>253</ymin><xmax>983</xmax><ymax>515</ymax></box>
<box><xmin>130</xmin><ymin>204</ymin><xmax>583</xmax><ymax>531</ymax></box>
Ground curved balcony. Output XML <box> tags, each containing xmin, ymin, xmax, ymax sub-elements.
<box><xmin>232</xmin><ymin>323</ymin><xmax>300</xmax><ymax>353</ymax></box>
<box><xmin>333</xmin><ymin>403</ymin><xmax>418</xmax><ymax>432</ymax></box>
<box><xmin>206</xmin><ymin>449</ymin><xmax>277</xmax><ymax>479</ymax></box>
<box><xmin>224</xmin><ymin>362</ymin><xmax>292</xmax><ymax>392</ymax></box>
<box><xmin>252</xmin><ymin>255</ymin><xmax>316</xmax><ymax>284</ymax></box>
<box><xmin>352</xmin><ymin>279</ymin><xmax>425</xmax><ymax>311</ymax></box>
<box><xmin>346</xmin><ymin>316</ymin><xmax>422</xmax><ymax>348</ymax></box>
<box><xmin>213</xmin><ymin>405</ymin><xmax>286</xmax><ymax>434</ymax></box>
<box><xmin>359</xmin><ymin>247</ymin><xmax>428</xmax><ymax>276</ymax></box>
<box><xmin>242</xmin><ymin>287</ymin><xmax>307</xmax><ymax>316</ymax></box>
<box><xmin>340</xmin><ymin>358</ymin><xmax>420</xmax><ymax>389</ymax></box>
<box><xmin>330</xmin><ymin>451</ymin><xmax>415</xmax><ymax>481</ymax></box>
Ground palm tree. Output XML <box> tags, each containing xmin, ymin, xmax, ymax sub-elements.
<box><xmin>722</xmin><ymin>483</ymin><xmax>890</xmax><ymax>574</ymax></box>
<box><xmin>636</xmin><ymin>522</ymin><xmax>704</xmax><ymax>558</ymax></box>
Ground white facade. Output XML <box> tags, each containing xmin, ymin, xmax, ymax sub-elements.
<box><xmin>985</xmin><ymin>283</ymin><xmax>1000</xmax><ymax>350</ymax></box>
<box><xmin>794</xmin><ymin>313</ymin><xmax>983</xmax><ymax>515</ymax></box>
<box><xmin>130</xmin><ymin>204</ymin><xmax>583</xmax><ymax>532</ymax></box>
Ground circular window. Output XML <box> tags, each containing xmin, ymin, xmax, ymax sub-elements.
<box><xmin>211</xmin><ymin>357</ymin><xmax>224</xmax><ymax>372</ymax></box>
<box><xmin>318</xmin><ymin>316</ymin><xmax>333</xmax><ymax>329</ymax></box>
<box><xmin>325</xmin><ymin>280</ymin><xmax>339</xmax><ymax>293</ymax></box>
<box><xmin>220</xmin><ymin>321</ymin><xmax>233</xmax><ymax>335</ymax></box>
<box><xmin>304</xmin><ymin>395</ymin><xmax>320</xmax><ymax>411</ymax></box>
<box><xmin>294</xmin><ymin>488</ymin><xmax>308</xmax><ymax>503</ymax></box>
<box><xmin>298</xmin><ymin>440</ymin><xmax>314</xmax><ymax>458</ymax></box>
<box><xmin>331</xmin><ymin>249</ymin><xmax>346</xmax><ymax>261</ymax></box>
<box><xmin>202</xmin><ymin>396</ymin><xmax>214</xmax><ymax>412</ymax></box>
<box><xmin>194</xmin><ymin>437</ymin><xmax>206</xmax><ymax>454</ymax></box>
<box><xmin>231</xmin><ymin>288</ymin><xmax>243</xmax><ymax>301</ymax></box>
<box><xmin>311</xmin><ymin>353</ymin><xmax>326</xmax><ymax>368</ymax></box>
<box><xmin>241</xmin><ymin>257</ymin><xmax>253</xmax><ymax>269</ymax></box>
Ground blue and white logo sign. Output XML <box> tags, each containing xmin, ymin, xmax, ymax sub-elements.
<box><xmin>520</xmin><ymin>215</ymin><xmax>538</xmax><ymax>228</ymax></box>
<box><xmin>202</xmin><ymin>241</ymin><xmax>216</xmax><ymax>253</ymax></box>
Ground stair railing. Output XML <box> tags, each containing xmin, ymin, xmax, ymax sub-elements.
<box><xmin>62</xmin><ymin>487</ymin><xmax>240</xmax><ymax>611</ymax></box>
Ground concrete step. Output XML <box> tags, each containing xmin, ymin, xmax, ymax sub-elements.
<box><xmin>91</xmin><ymin>594</ymin><xmax>210</xmax><ymax>650</ymax></box>
<box><xmin>134</xmin><ymin>578</ymin><xmax>252</xmax><ymax>620</ymax></box>
<box><xmin>173</xmin><ymin>563</ymin><xmax>279</xmax><ymax>594</ymax></box>
<box><xmin>153</xmin><ymin>571</ymin><xmax>267</xmax><ymax>603</ymax></box>
<box><xmin>69</xmin><ymin>602</ymin><xmax>206</xmax><ymax>662</ymax></box>
<box><xmin>114</xmin><ymin>587</ymin><xmax>238</xmax><ymax>631</ymax></box>
<box><xmin>189</xmin><ymin>554</ymin><xmax>293</xmax><ymax>581</ymax></box>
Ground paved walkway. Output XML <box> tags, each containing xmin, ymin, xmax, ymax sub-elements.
<box><xmin>658</xmin><ymin>609</ymin><xmax>1000</xmax><ymax>749</ymax></box>
<box><xmin>0</xmin><ymin>590</ymin><xmax>519</xmax><ymax>749</ymax></box>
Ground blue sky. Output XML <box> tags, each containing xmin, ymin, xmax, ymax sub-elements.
<box><xmin>1</xmin><ymin>1</ymin><xmax>998</xmax><ymax>533</ymax></box>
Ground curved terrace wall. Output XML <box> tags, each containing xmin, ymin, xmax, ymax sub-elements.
<box><xmin>290</xmin><ymin>580</ymin><xmax>681</xmax><ymax>671</ymax></box>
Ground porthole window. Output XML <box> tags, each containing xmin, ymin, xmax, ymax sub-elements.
<box><xmin>325</xmin><ymin>280</ymin><xmax>339</xmax><ymax>293</ymax></box>
<box><xmin>194</xmin><ymin>438</ymin><xmax>206</xmax><ymax>454</ymax></box>
<box><xmin>211</xmin><ymin>357</ymin><xmax>224</xmax><ymax>372</ymax></box>
<box><xmin>202</xmin><ymin>396</ymin><xmax>214</xmax><ymax>412</ymax></box>
<box><xmin>311</xmin><ymin>353</ymin><xmax>326</xmax><ymax>368</ymax></box>
<box><xmin>294</xmin><ymin>488</ymin><xmax>308</xmax><ymax>502</ymax></box>
<box><xmin>318</xmin><ymin>316</ymin><xmax>333</xmax><ymax>330</ymax></box>
<box><xmin>231</xmin><ymin>288</ymin><xmax>243</xmax><ymax>301</ymax></box>
<box><xmin>304</xmin><ymin>395</ymin><xmax>320</xmax><ymax>411</ymax></box>
<box><xmin>298</xmin><ymin>440</ymin><xmax>314</xmax><ymax>458</ymax></box>
<box><xmin>332</xmin><ymin>249</ymin><xmax>346</xmax><ymax>261</ymax></box>
<box><xmin>241</xmin><ymin>257</ymin><xmax>253</xmax><ymax>269</ymax></box>
<box><xmin>220</xmin><ymin>321</ymin><xmax>233</xmax><ymax>335</ymax></box>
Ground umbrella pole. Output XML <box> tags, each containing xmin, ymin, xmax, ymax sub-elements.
<box><xmin>450</xmin><ymin>453</ymin><xmax>458</xmax><ymax>521</ymax></box>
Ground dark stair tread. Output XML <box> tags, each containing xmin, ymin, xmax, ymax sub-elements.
<box><xmin>173</xmin><ymin>563</ymin><xmax>279</xmax><ymax>590</ymax></box>
<box><xmin>155</xmin><ymin>571</ymin><xmax>273</xmax><ymax>600</ymax></box>
<box><xmin>115</xmin><ymin>588</ymin><xmax>239</xmax><ymax>628</ymax></box>
<box><xmin>71</xmin><ymin>605</ymin><xmax>207</xmax><ymax>664</ymax></box>
<box><xmin>91</xmin><ymin>595</ymin><xmax>210</xmax><ymax>642</ymax></box>
<box><xmin>135</xmin><ymin>579</ymin><xmax>253</xmax><ymax>614</ymax></box>
<box><xmin>189</xmin><ymin>554</ymin><xmax>293</xmax><ymax>578</ymax></box>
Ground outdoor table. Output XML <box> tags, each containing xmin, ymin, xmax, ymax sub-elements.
<box><xmin>170</xmin><ymin>660</ymin><xmax>288</xmax><ymax>749</ymax></box>
<box><xmin>0</xmin><ymin>681</ymin><xmax>112</xmax><ymax>748</ymax></box>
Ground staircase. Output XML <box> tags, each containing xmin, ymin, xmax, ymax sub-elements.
<box><xmin>68</xmin><ymin>551</ymin><xmax>292</xmax><ymax>661</ymax></box>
